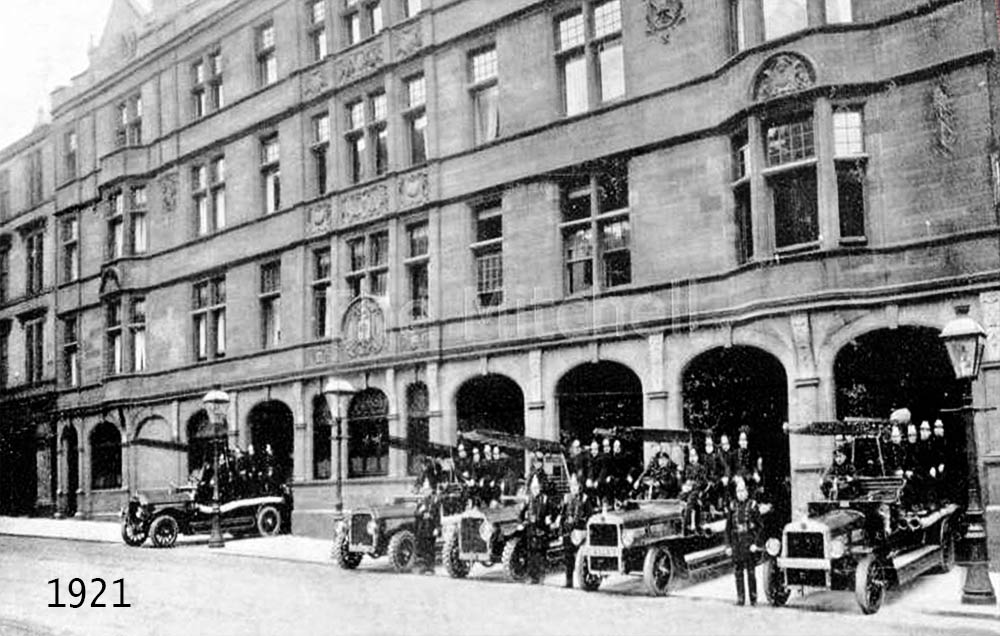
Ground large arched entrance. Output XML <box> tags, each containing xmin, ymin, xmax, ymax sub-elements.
<box><xmin>455</xmin><ymin>374</ymin><xmax>525</xmax><ymax>435</ymax></box>
<box><xmin>248</xmin><ymin>401</ymin><xmax>295</xmax><ymax>484</ymax></box>
<box><xmin>61</xmin><ymin>427</ymin><xmax>79</xmax><ymax>516</ymax></box>
<box><xmin>556</xmin><ymin>361</ymin><xmax>643</xmax><ymax>447</ymax></box>
<box><xmin>186</xmin><ymin>410</ymin><xmax>217</xmax><ymax>477</ymax></box>
<box><xmin>347</xmin><ymin>389</ymin><xmax>389</xmax><ymax>478</ymax></box>
<box><xmin>682</xmin><ymin>346</ymin><xmax>790</xmax><ymax>515</ymax></box>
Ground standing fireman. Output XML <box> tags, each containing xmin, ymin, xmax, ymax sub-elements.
<box><xmin>560</xmin><ymin>473</ymin><xmax>591</xmax><ymax>588</ymax></box>
<box><xmin>726</xmin><ymin>476</ymin><xmax>763</xmax><ymax>606</ymax></box>
<box><xmin>522</xmin><ymin>465</ymin><xmax>554</xmax><ymax>584</ymax></box>
<box><xmin>414</xmin><ymin>458</ymin><xmax>441</xmax><ymax>574</ymax></box>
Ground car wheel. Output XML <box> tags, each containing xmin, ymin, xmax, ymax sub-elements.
<box><xmin>574</xmin><ymin>549</ymin><xmax>602</xmax><ymax>592</ymax></box>
<box><xmin>934</xmin><ymin>520</ymin><xmax>956</xmax><ymax>574</ymax></box>
<box><xmin>855</xmin><ymin>554</ymin><xmax>888</xmax><ymax>615</ymax></box>
<box><xmin>331</xmin><ymin>524</ymin><xmax>362</xmax><ymax>569</ymax></box>
<box><xmin>501</xmin><ymin>536</ymin><xmax>529</xmax><ymax>583</ymax></box>
<box><xmin>763</xmin><ymin>558</ymin><xmax>790</xmax><ymax>606</ymax></box>
<box><xmin>256</xmin><ymin>505</ymin><xmax>282</xmax><ymax>538</ymax></box>
<box><xmin>642</xmin><ymin>545</ymin><xmax>677</xmax><ymax>596</ymax></box>
<box><xmin>387</xmin><ymin>530</ymin><xmax>418</xmax><ymax>573</ymax></box>
<box><xmin>149</xmin><ymin>515</ymin><xmax>179</xmax><ymax>549</ymax></box>
<box><xmin>120</xmin><ymin>518</ymin><xmax>147</xmax><ymax>547</ymax></box>
<box><xmin>443</xmin><ymin>527</ymin><xmax>470</xmax><ymax>579</ymax></box>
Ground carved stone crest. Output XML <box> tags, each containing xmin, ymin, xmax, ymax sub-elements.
<box><xmin>306</xmin><ymin>201</ymin><xmax>334</xmax><ymax>235</ymax></box>
<box><xmin>158</xmin><ymin>172</ymin><xmax>178</xmax><ymax>215</ymax></box>
<box><xmin>342</xmin><ymin>296</ymin><xmax>387</xmax><ymax>359</ymax></box>
<box><xmin>397</xmin><ymin>327</ymin><xmax>429</xmax><ymax>352</ymax></box>
<box><xmin>395</xmin><ymin>25</ymin><xmax>422</xmax><ymax>60</ymax></box>
<box><xmin>398</xmin><ymin>171</ymin><xmax>429</xmax><ymax>209</ymax></box>
<box><xmin>645</xmin><ymin>0</ymin><xmax>687</xmax><ymax>44</ymax></box>
<box><xmin>303</xmin><ymin>68</ymin><xmax>329</xmax><ymax>100</ymax></box>
<box><xmin>308</xmin><ymin>345</ymin><xmax>333</xmax><ymax>366</ymax></box>
<box><xmin>340</xmin><ymin>184</ymin><xmax>390</xmax><ymax>226</ymax></box>
<box><xmin>753</xmin><ymin>53</ymin><xmax>816</xmax><ymax>101</ymax></box>
<box><xmin>336</xmin><ymin>43</ymin><xmax>384</xmax><ymax>85</ymax></box>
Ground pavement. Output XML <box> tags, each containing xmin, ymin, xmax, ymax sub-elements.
<box><xmin>1</xmin><ymin>515</ymin><xmax>998</xmax><ymax>624</ymax></box>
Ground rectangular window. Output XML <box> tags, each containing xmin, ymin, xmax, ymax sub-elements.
<box><xmin>472</xmin><ymin>202</ymin><xmax>503</xmax><ymax>307</ymax></box>
<box><xmin>0</xmin><ymin>170</ymin><xmax>9</xmax><ymax>220</ymax></box>
<box><xmin>762</xmin><ymin>0</ymin><xmax>808</xmax><ymax>41</ymax></box>
<box><xmin>27</xmin><ymin>150</ymin><xmax>43</xmax><ymax>208</ymax></box>
<box><xmin>309</xmin><ymin>0</ymin><xmax>328</xmax><ymax>61</ymax></box>
<box><xmin>0</xmin><ymin>249</ymin><xmax>8</xmax><ymax>303</ymax></box>
<box><xmin>63</xmin><ymin>316</ymin><xmax>79</xmax><ymax>387</ymax></box>
<box><xmin>403</xmin><ymin>0</ymin><xmax>421</xmax><ymax>18</ymax></box>
<box><xmin>64</xmin><ymin>131</ymin><xmax>78</xmax><ymax>179</ymax></box>
<box><xmin>834</xmin><ymin>107</ymin><xmax>866</xmax><ymax>240</ymax></box>
<box><xmin>766</xmin><ymin>118</ymin><xmax>815</xmax><ymax>167</ymax></box>
<box><xmin>193</xmin><ymin>276</ymin><xmax>226</xmax><ymax>360</ymax></box>
<box><xmin>825</xmin><ymin>0</ymin><xmax>852</xmax><ymax>24</ymax></box>
<box><xmin>368</xmin><ymin>1</ymin><xmax>383</xmax><ymax>34</ymax></box>
<box><xmin>25</xmin><ymin>228</ymin><xmax>44</xmax><ymax>295</ymax></box>
<box><xmin>193</xmin><ymin>165</ymin><xmax>210</xmax><ymax>235</ymax></box>
<box><xmin>406</xmin><ymin>222</ymin><xmax>429</xmax><ymax>319</ymax></box>
<box><xmin>470</xmin><ymin>47</ymin><xmax>500</xmax><ymax>146</ymax></box>
<box><xmin>312</xmin><ymin>248</ymin><xmax>332</xmax><ymax>338</ymax></box>
<box><xmin>346</xmin><ymin>230</ymin><xmax>389</xmax><ymax>298</ymax></box>
<box><xmin>729</xmin><ymin>0</ymin><xmax>746</xmax><ymax>54</ymax></box>
<box><xmin>108</xmin><ymin>191</ymin><xmax>125</xmax><ymax>260</ymax></box>
<box><xmin>192</xmin><ymin>49</ymin><xmax>224</xmax><ymax>117</ymax></box>
<box><xmin>257</xmin><ymin>22</ymin><xmax>278</xmax><ymax>86</ymax></box>
<box><xmin>403</xmin><ymin>75</ymin><xmax>428</xmax><ymax>166</ymax></box>
<box><xmin>25</xmin><ymin>317</ymin><xmax>44</xmax><ymax>384</ymax></box>
<box><xmin>557</xmin><ymin>1</ymin><xmax>623</xmax><ymax>116</ymax></box>
<box><xmin>211</xmin><ymin>157</ymin><xmax>226</xmax><ymax>229</ymax></box>
<box><xmin>130</xmin><ymin>297</ymin><xmax>146</xmax><ymax>372</ymax></box>
<box><xmin>260</xmin><ymin>261</ymin><xmax>282</xmax><ymax>349</ymax></box>
<box><xmin>346</xmin><ymin>12</ymin><xmax>362</xmax><ymax>46</ymax></box>
<box><xmin>61</xmin><ymin>215</ymin><xmax>80</xmax><ymax>283</ymax></box>
<box><xmin>312</xmin><ymin>113</ymin><xmax>330</xmax><ymax>195</ymax></box>
<box><xmin>771</xmin><ymin>168</ymin><xmax>819</xmax><ymax>248</ymax></box>
<box><xmin>833</xmin><ymin>109</ymin><xmax>864</xmax><ymax>156</ymax></box>
<box><xmin>371</xmin><ymin>92</ymin><xmax>388</xmax><ymax>176</ymax></box>
<box><xmin>261</xmin><ymin>136</ymin><xmax>281</xmax><ymax>214</ymax></box>
<box><xmin>106</xmin><ymin>300</ymin><xmax>123</xmax><ymax>375</ymax></box>
<box><xmin>130</xmin><ymin>186</ymin><xmax>148</xmax><ymax>254</ymax></box>
<box><xmin>115</xmin><ymin>95</ymin><xmax>143</xmax><ymax>147</ymax></box>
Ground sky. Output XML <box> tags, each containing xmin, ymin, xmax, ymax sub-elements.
<box><xmin>0</xmin><ymin>0</ymin><xmax>117</xmax><ymax>148</ymax></box>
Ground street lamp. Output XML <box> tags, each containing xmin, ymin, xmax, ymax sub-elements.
<box><xmin>202</xmin><ymin>387</ymin><xmax>230</xmax><ymax>549</ymax></box>
<box><xmin>940</xmin><ymin>306</ymin><xmax>995</xmax><ymax>605</ymax></box>
<box><xmin>323</xmin><ymin>378</ymin><xmax>356</xmax><ymax>513</ymax></box>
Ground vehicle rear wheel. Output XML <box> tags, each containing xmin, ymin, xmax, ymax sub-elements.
<box><xmin>387</xmin><ymin>530</ymin><xmax>417</xmax><ymax>573</ymax></box>
<box><xmin>574</xmin><ymin>549</ymin><xmax>601</xmax><ymax>592</ymax></box>
<box><xmin>855</xmin><ymin>555</ymin><xmax>888</xmax><ymax>615</ymax></box>
<box><xmin>763</xmin><ymin>558</ymin><xmax>790</xmax><ymax>606</ymax></box>
<box><xmin>149</xmin><ymin>515</ymin><xmax>179</xmax><ymax>549</ymax></box>
<box><xmin>256</xmin><ymin>505</ymin><xmax>282</xmax><ymax>537</ymax></box>
<box><xmin>934</xmin><ymin>520</ymin><xmax>956</xmax><ymax>574</ymax></box>
<box><xmin>643</xmin><ymin>545</ymin><xmax>680</xmax><ymax>596</ymax></box>
<box><xmin>501</xmin><ymin>536</ymin><xmax>529</xmax><ymax>582</ymax></box>
<box><xmin>120</xmin><ymin>518</ymin><xmax>147</xmax><ymax>547</ymax></box>
<box><xmin>331</xmin><ymin>524</ymin><xmax>362</xmax><ymax>569</ymax></box>
<box><xmin>443</xmin><ymin>527</ymin><xmax>470</xmax><ymax>579</ymax></box>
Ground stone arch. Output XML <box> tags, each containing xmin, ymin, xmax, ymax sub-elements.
<box><xmin>186</xmin><ymin>410</ymin><xmax>216</xmax><ymax>476</ymax></box>
<box><xmin>60</xmin><ymin>425</ymin><xmax>80</xmax><ymax>516</ymax></box>
<box><xmin>90</xmin><ymin>421</ymin><xmax>123</xmax><ymax>490</ymax></box>
<box><xmin>347</xmin><ymin>389</ymin><xmax>390</xmax><ymax>478</ymax></box>
<box><xmin>454</xmin><ymin>374</ymin><xmax>525</xmax><ymax>436</ymax></box>
<box><xmin>132</xmin><ymin>416</ymin><xmax>173</xmax><ymax>492</ymax></box>
<box><xmin>555</xmin><ymin>360</ymin><xmax>643</xmax><ymax>448</ymax></box>
<box><xmin>405</xmin><ymin>382</ymin><xmax>430</xmax><ymax>475</ymax></box>
<box><xmin>247</xmin><ymin>400</ymin><xmax>295</xmax><ymax>484</ymax></box>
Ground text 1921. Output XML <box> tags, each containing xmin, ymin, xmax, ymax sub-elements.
<box><xmin>48</xmin><ymin>578</ymin><xmax>130</xmax><ymax>608</ymax></box>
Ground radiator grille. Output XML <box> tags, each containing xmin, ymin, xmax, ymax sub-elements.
<box><xmin>589</xmin><ymin>524</ymin><xmax>619</xmax><ymax>548</ymax></box>
<box><xmin>785</xmin><ymin>532</ymin><xmax>824</xmax><ymax>559</ymax></box>
<box><xmin>350</xmin><ymin>513</ymin><xmax>374</xmax><ymax>546</ymax></box>
<box><xmin>460</xmin><ymin>517</ymin><xmax>488</xmax><ymax>554</ymax></box>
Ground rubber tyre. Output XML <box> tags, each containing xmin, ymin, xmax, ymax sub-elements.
<box><xmin>256</xmin><ymin>505</ymin><xmax>282</xmax><ymax>537</ymax></box>
<box><xmin>855</xmin><ymin>555</ymin><xmax>887</xmax><ymax>615</ymax></box>
<box><xmin>120</xmin><ymin>518</ymin><xmax>147</xmax><ymax>547</ymax></box>
<box><xmin>763</xmin><ymin>558</ymin><xmax>790</xmax><ymax>606</ymax></box>
<box><xmin>443</xmin><ymin>528</ymin><xmax>470</xmax><ymax>579</ymax></box>
<box><xmin>149</xmin><ymin>515</ymin><xmax>179</xmax><ymax>549</ymax></box>
<box><xmin>934</xmin><ymin>520</ymin><xmax>956</xmax><ymax>574</ymax></box>
<box><xmin>387</xmin><ymin>530</ymin><xmax>418</xmax><ymax>573</ymax></box>
<box><xmin>642</xmin><ymin>545</ymin><xmax>677</xmax><ymax>596</ymax></box>
<box><xmin>574</xmin><ymin>549</ymin><xmax>602</xmax><ymax>592</ymax></box>
<box><xmin>332</xmin><ymin>524</ymin><xmax>362</xmax><ymax>569</ymax></box>
<box><xmin>501</xmin><ymin>536</ymin><xmax>529</xmax><ymax>583</ymax></box>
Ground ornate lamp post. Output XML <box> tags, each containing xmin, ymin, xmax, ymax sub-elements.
<box><xmin>323</xmin><ymin>378</ymin><xmax>356</xmax><ymax>513</ymax></box>
<box><xmin>202</xmin><ymin>387</ymin><xmax>230</xmax><ymax>549</ymax></box>
<box><xmin>940</xmin><ymin>306</ymin><xmax>995</xmax><ymax>605</ymax></box>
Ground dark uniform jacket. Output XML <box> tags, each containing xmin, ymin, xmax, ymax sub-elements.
<box><xmin>682</xmin><ymin>462</ymin><xmax>708</xmax><ymax>493</ymax></box>
<box><xmin>560</xmin><ymin>492</ymin><xmax>591</xmax><ymax>534</ymax></box>
<box><xmin>821</xmin><ymin>461</ymin><xmax>857</xmax><ymax>499</ymax></box>
<box><xmin>726</xmin><ymin>498</ymin><xmax>763</xmax><ymax>561</ymax></box>
<box><xmin>882</xmin><ymin>442</ymin><xmax>908</xmax><ymax>476</ymax></box>
<box><xmin>735</xmin><ymin>448</ymin><xmax>754</xmax><ymax>478</ymax></box>
<box><xmin>704</xmin><ymin>450</ymin><xmax>728</xmax><ymax>483</ymax></box>
<box><xmin>650</xmin><ymin>461</ymin><xmax>681</xmax><ymax>499</ymax></box>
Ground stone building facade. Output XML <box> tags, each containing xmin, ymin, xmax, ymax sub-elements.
<box><xmin>2</xmin><ymin>0</ymin><xmax>1000</xmax><ymax>562</ymax></box>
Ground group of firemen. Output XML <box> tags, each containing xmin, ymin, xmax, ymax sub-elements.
<box><xmin>193</xmin><ymin>443</ymin><xmax>281</xmax><ymax>502</ymax></box>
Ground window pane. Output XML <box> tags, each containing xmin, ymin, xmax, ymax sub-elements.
<box><xmin>825</xmin><ymin>0</ymin><xmax>852</xmax><ymax>23</ymax></box>
<box><xmin>763</xmin><ymin>0</ymin><xmax>808</xmax><ymax>40</ymax></box>
<box><xmin>405</xmin><ymin>0</ymin><xmax>421</xmax><ymax>17</ymax></box>
<box><xmin>370</xmin><ymin>2</ymin><xmax>383</xmax><ymax>33</ymax></box>
<box><xmin>132</xmin><ymin>214</ymin><xmax>147</xmax><ymax>253</ymax></box>
<box><xmin>375</xmin><ymin>128</ymin><xmax>388</xmax><ymax>175</ymax></box>
<box><xmin>213</xmin><ymin>189</ymin><xmax>226</xmax><ymax>228</ymax></box>
<box><xmin>476</xmin><ymin>250</ymin><xmax>503</xmax><ymax>306</ymax></box>
<box><xmin>476</xmin><ymin>207</ymin><xmax>502</xmax><ymax>242</ymax></box>
<box><xmin>197</xmin><ymin>196</ymin><xmax>210</xmax><ymax>235</ymax></box>
<box><xmin>370</xmin><ymin>232</ymin><xmax>389</xmax><ymax>266</ymax></box>
<box><xmin>837</xmin><ymin>162</ymin><xmax>866</xmax><ymax>238</ymax></box>
<box><xmin>314</xmin><ymin>248</ymin><xmax>332</xmax><ymax>280</ymax></box>
<box><xmin>563</xmin><ymin>181</ymin><xmax>591</xmax><ymax>222</ymax></box>
<box><xmin>133</xmin><ymin>328</ymin><xmax>146</xmax><ymax>371</ymax></box>
<box><xmin>311</xmin><ymin>0</ymin><xmax>326</xmax><ymax>24</ymax></box>
<box><xmin>735</xmin><ymin>184</ymin><xmax>753</xmax><ymax>264</ymax></box>
<box><xmin>408</xmin><ymin>223</ymin><xmax>428</xmax><ymax>257</ymax></box>
<box><xmin>348</xmin><ymin>13</ymin><xmax>361</xmax><ymax>44</ymax></box>
<box><xmin>766</xmin><ymin>118</ymin><xmax>815</xmax><ymax>166</ymax></box>
<box><xmin>598</xmin><ymin>42</ymin><xmax>625</xmax><ymax>102</ymax></box>
<box><xmin>348</xmin><ymin>238</ymin><xmax>366</xmax><ymax>271</ymax></box>
<box><xmin>474</xmin><ymin>84</ymin><xmax>500</xmax><ymax>145</ymax></box>
<box><xmin>371</xmin><ymin>92</ymin><xmax>387</xmax><ymax>121</ymax></box>
<box><xmin>833</xmin><ymin>110</ymin><xmax>864</xmax><ymax>156</ymax></box>
<box><xmin>313</xmin><ymin>114</ymin><xmax>330</xmax><ymax>143</ymax></box>
<box><xmin>370</xmin><ymin>271</ymin><xmax>387</xmax><ymax>296</ymax></box>
<box><xmin>259</xmin><ymin>24</ymin><xmax>275</xmax><ymax>49</ymax></box>
<box><xmin>557</xmin><ymin>12</ymin><xmax>585</xmax><ymax>51</ymax></box>
<box><xmin>409</xmin><ymin>262</ymin><xmax>428</xmax><ymax>318</ymax></box>
<box><xmin>771</xmin><ymin>168</ymin><xmax>819</xmax><ymax>248</ymax></box>
<box><xmin>349</xmin><ymin>135</ymin><xmax>365</xmax><ymax>183</ymax></box>
<box><xmin>409</xmin><ymin>114</ymin><xmax>427</xmax><ymax>164</ymax></box>
<box><xmin>262</xmin><ymin>137</ymin><xmax>280</xmax><ymax>164</ymax></box>
<box><xmin>563</xmin><ymin>55</ymin><xmax>588</xmax><ymax>116</ymax></box>
<box><xmin>214</xmin><ymin>310</ymin><xmax>226</xmax><ymax>354</ymax></box>
<box><xmin>313</xmin><ymin>286</ymin><xmax>329</xmax><ymax>338</ymax></box>
<box><xmin>593</xmin><ymin>0</ymin><xmax>622</xmax><ymax>39</ymax></box>
<box><xmin>348</xmin><ymin>101</ymin><xmax>365</xmax><ymax>129</ymax></box>
<box><xmin>598</xmin><ymin>164</ymin><xmax>629</xmax><ymax>212</ymax></box>
<box><xmin>406</xmin><ymin>76</ymin><xmax>426</xmax><ymax>108</ymax></box>
<box><xmin>471</xmin><ymin>48</ymin><xmax>498</xmax><ymax>84</ymax></box>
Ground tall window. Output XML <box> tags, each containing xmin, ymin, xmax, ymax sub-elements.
<box><xmin>371</xmin><ymin>92</ymin><xmax>389</xmax><ymax>176</ymax></box>
<box><xmin>25</xmin><ymin>227</ymin><xmax>44</xmax><ymax>295</ymax></box>
<box><xmin>61</xmin><ymin>215</ymin><xmax>80</xmax><ymax>283</ymax></box>
<box><xmin>731</xmin><ymin>131</ymin><xmax>753</xmax><ymax>264</ymax></box>
<box><xmin>106</xmin><ymin>299</ymin><xmax>123</xmax><ymax>375</ymax></box>
<box><xmin>259</xmin><ymin>261</ymin><xmax>282</xmax><ymax>349</ymax></box>
<box><xmin>472</xmin><ymin>201</ymin><xmax>503</xmax><ymax>307</ymax></box>
<box><xmin>312</xmin><ymin>248</ymin><xmax>332</xmax><ymax>338</ymax></box>
<box><xmin>115</xmin><ymin>94</ymin><xmax>143</xmax><ymax>147</ymax></box>
<box><xmin>344</xmin><ymin>0</ymin><xmax>362</xmax><ymax>46</ymax></box>
<box><xmin>834</xmin><ymin>108</ymin><xmax>866</xmax><ymax>240</ymax></box>
<box><xmin>762</xmin><ymin>0</ymin><xmax>808</xmax><ymax>41</ymax></box>
<box><xmin>345</xmin><ymin>92</ymin><xmax>388</xmax><ymax>184</ymax></box>
<box><xmin>25</xmin><ymin>316</ymin><xmax>44</xmax><ymax>384</ymax></box>
<box><xmin>470</xmin><ymin>46</ymin><xmax>500</xmax><ymax>146</ymax></box>
<box><xmin>257</xmin><ymin>22</ymin><xmax>278</xmax><ymax>86</ymax></box>
<box><xmin>765</xmin><ymin>114</ymin><xmax>818</xmax><ymax>249</ymax></box>
<box><xmin>261</xmin><ymin>136</ymin><xmax>281</xmax><ymax>214</ymax></box>
<box><xmin>368</xmin><ymin>1</ymin><xmax>383</xmax><ymax>34</ymax></box>
<box><xmin>404</xmin><ymin>75</ymin><xmax>427</xmax><ymax>166</ymax></box>
<box><xmin>193</xmin><ymin>276</ymin><xmax>226</xmax><ymax>361</ymax></box>
<box><xmin>193</xmin><ymin>157</ymin><xmax>226</xmax><ymax>235</ymax></box>
<box><xmin>0</xmin><ymin>247</ymin><xmax>8</xmax><ymax>303</ymax></box>
<box><xmin>90</xmin><ymin>422</ymin><xmax>122</xmax><ymax>490</ymax></box>
<box><xmin>346</xmin><ymin>230</ymin><xmax>388</xmax><ymax>298</ymax></box>
<box><xmin>312</xmin><ymin>113</ymin><xmax>330</xmax><ymax>195</ymax></box>
<box><xmin>825</xmin><ymin>0</ymin><xmax>852</xmax><ymax>24</ymax></box>
<box><xmin>313</xmin><ymin>396</ymin><xmax>333</xmax><ymax>479</ymax></box>
<box><xmin>130</xmin><ymin>297</ymin><xmax>147</xmax><ymax>372</ymax></box>
<box><xmin>345</xmin><ymin>100</ymin><xmax>366</xmax><ymax>184</ymax></box>
<box><xmin>130</xmin><ymin>186</ymin><xmax>147</xmax><ymax>254</ymax></box>
<box><xmin>191</xmin><ymin>50</ymin><xmax>224</xmax><ymax>118</ymax></box>
<box><xmin>209</xmin><ymin>51</ymin><xmax>225</xmax><ymax>109</ymax></box>
<box><xmin>341</xmin><ymin>0</ymin><xmax>381</xmax><ymax>46</ymax></box>
<box><xmin>560</xmin><ymin>161</ymin><xmax>630</xmax><ymax>294</ymax></box>
<box><xmin>63</xmin><ymin>316</ymin><xmax>79</xmax><ymax>387</ymax></box>
<box><xmin>729</xmin><ymin>0</ymin><xmax>746</xmax><ymax>55</ymax></box>
<box><xmin>0</xmin><ymin>170</ymin><xmax>9</xmax><ymax>220</ymax></box>
<box><xmin>406</xmin><ymin>222</ymin><xmax>429</xmax><ymax>319</ymax></box>
<box><xmin>0</xmin><ymin>322</ymin><xmax>9</xmax><ymax>388</ymax></box>
<box><xmin>308</xmin><ymin>0</ymin><xmax>328</xmax><ymax>61</ymax></box>
<box><xmin>556</xmin><ymin>0</ymin><xmax>624</xmax><ymax>117</ymax></box>
<box><xmin>64</xmin><ymin>131</ymin><xmax>78</xmax><ymax>179</ymax></box>
<box><xmin>406</xmin><ymin>383</ymin><xmax>429</xmax><ymax>475</ymax></box>
<box><xmin>107</xmin><ymin>191</ymin><xmax>125</xmax><ymax>260</ymax></box>
<box><xmin>27</xmin><ymin>150</ymin><xmax>43</xmax><ymax>208</ymax></box>
<box><xmin>402</xmin><ymin>0</ymin><xmax>421</xmax><ymax>18</ymax></box>
<box><xmin>347</xmin><ymin>389</ymin><xmax>389</xmax><ymax>478</ymax></box>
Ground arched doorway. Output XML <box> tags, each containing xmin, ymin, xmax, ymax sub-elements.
<box><xmin>61</xmin><ymin>427</ymin><xmax>79</xmax><ymax>516</ymax></box>
<box><xmin>834</xmin><ymin>326</ymin><xmax>965</xmax><ymax>501</ymax></box>
<box><xmin>248</xmin><ymin>401</ymin><xmax>295</xmax><ymax>484</ymax></box>
<box><xmin>347</xmin><ymin>389</ymin><xmax>389</xmax><ymax>478</ymax></box>
<box><xmin>455</xmin><ymin>374</ymin><xmax>524</xmax><ymax>435</ymax></box>
<box><xmin>90</xmin><ymin>422</ymin><xmax>122</xmax><ymax>490</ymax></box>
<box><xmin>682</xmin><ymin>346</ymin><xmax>790</xmax><ymax>513</ymax></box>
<box><xmin>186</xmin><ymin>410</ymin><xmax>217</xmax><ymax>477</ymax></box>
<box><xmin>556</xmin><ymin>361</ymin><xmax>643</xmax><ymax>448</ymax></box>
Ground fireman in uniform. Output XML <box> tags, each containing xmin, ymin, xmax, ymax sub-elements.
<box><xmin>560</xmin><ymin>472</ymin><xmax>591</xmax><ymax>588</ymax></box>
<box><xmin>821</xmin><ymin>445</ymin><xmax>857</xmax><ymax>500</ymax></box>
<box><xmin>703</xmin><ymin>435</ymin><xmax>728</xmax><ymax>515</ymax></box>
<box><xmin>725</xmin><ymin>476</ymin><xmax>763</xmax><ymax>606</ymax></box>
<box><xmin>414</xmin><ymin>458</ymin><xmax>441</xmax><ymax>574</ymax></box>
<box><xmin>931</xmin><ymin>418</ymin><xmax>952</xmax><ymax>503</ymax></box>
<box><xmin>681</xmin><ymin>445</ymin><xmax>708</xmax><ymax>531</ymax></box>
<box><xmin>523</xmin><ymin>456</ymin><xmax>555</xmax><ymax>584</ymax></box>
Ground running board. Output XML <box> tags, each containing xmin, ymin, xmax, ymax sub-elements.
<box><xmin>892</xmin><ymin>544</ymin><xmax>941</xmax><ymax>587</ymax></box>
<box><xmin>684</xmin><ymin>544</ymin><xmax>729</xmax><ymax>568</ymax></box>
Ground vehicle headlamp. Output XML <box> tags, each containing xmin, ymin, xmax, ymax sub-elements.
<box><xmin>621</xmin><ymin>528</ymin><xmax>640</xmax><ymax>548</ymax></box>
<box><xmin>571</xmin><ymin>529</ymin><xmax>587</xmax><ymax>546</ymax></box>
<box><xmin>366</xmin><ymin>520</ymin><xmax>378</xmax><ymax>535</ymax></box>
<box><xmin>479</xmin><ymin>521</ymin><xmax>494</xmax><ymax>543</ymax></box>
<box><xmin>765</xmin><ymin>538</ymin><xmax>781</xmax><ymax>557</ymax></box>
<box><xmin>830</xmin><ymin>537</ymin><xmax>847</xmax><ymax>559</ymax></box>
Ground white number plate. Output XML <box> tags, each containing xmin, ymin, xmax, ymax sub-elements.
<box><xmin>587</xmin><ymin>546</ymin><xmax>620</xmax><ymax>558</ymax></box>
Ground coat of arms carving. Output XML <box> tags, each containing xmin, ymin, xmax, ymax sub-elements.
<box><xmin>342</xmin><ymin>297</ymin><xmax>386</xmax><ymax>359</ymax></box>
<box><xmin>753</xmin><ymin>53</ymin><xmax>816</xmax><ymax>101</ymax></box>
<box><xmin>646</xmin><ymin>0</ymin><xmax>686</xmax><ymax>44</ymax></box>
